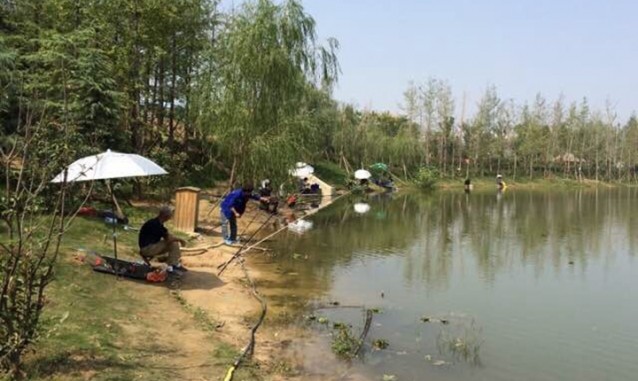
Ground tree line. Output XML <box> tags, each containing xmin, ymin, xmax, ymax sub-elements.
<box><xmin>401</xmin><ymin>79</ymin><xmax>638</xmax><ymax>182</ymax></box>
<box><xmin>1</xmin><ymin>0</ymin><xmax>339</xmax><ymax>189</ymax></box>
<box><xmin>3</xmin><ymin>0</ymin><xmax>637</xmax><ymax>190</ymax></box>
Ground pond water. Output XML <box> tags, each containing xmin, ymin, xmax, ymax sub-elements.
<box><xmin>251</xmin><ymin>188</ymin><xmax>638</xmax><ymax>381</ymax></box>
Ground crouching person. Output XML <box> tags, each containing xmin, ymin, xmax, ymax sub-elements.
<box><xmin>139</xmin><ymin>205</ymin><xmax>188</xmax><ymax>273</ymax></box>
<box><xmin>220</xmin><ymin>183</ymin><xmax>266</xmax><ymax>245</ymax></box>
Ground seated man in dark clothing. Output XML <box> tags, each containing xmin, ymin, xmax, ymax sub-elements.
<box><xmin>138</xmin><ymin>206</ymin><xmax>187</xmax><ymax>272</ymax></box>
<box><xmin>258</xmin><ymin>179</ymin><xmax>278</xmax><ymax>214</ymax></box>
<box><xmin>259</xmin><ymin>179</ymin><xmax>273</xmax><ymax>197</ymax></box>
<box><xmin>301</xmin><ymin>177</ymin><xmax>318</xmax><ymax>194</ymax></box>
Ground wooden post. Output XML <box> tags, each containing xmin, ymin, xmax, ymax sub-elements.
<box><xmin>174</xmin><ymin>187</ymin><xmax>200</xmax><ymax>233</ymax></box>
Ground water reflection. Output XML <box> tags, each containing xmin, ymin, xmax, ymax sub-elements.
<box><xmin>353</xmin><ymin>202</ymin><xmax>371</xmax><ymax>214</ymax></box>
<box><xmin>252</xmin><ymin>188</ymin><xmax>638</xmax><ymax>381</ymax></box>
<box><xmin>261</xmin><ymin>188</ymin><xmax>638</xmax><ymax>297</ymax></box>
<box><xmin>434</xmin><ymin>316</ymin><xmax>483</xmax><ymax>367</ymax></box>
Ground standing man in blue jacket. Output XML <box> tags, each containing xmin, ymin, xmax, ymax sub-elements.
<box><xmin>220</xmin><ymin>183</ymin><xmax>264</xmax><ymax>245</ymax></box>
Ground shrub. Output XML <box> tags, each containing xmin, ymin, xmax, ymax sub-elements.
<box><xmin>413</xmin><ymin>167</ymin><xmax>439</xmax><ymax>190</ymax></box>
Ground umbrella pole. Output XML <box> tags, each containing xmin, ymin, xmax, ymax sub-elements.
<box><xmin>112</xmin><ymin>210</ymin><xmax>118</xmax><ymax>260</ymax></box>
<box><xmin>107</xmin><ymin>180</ymin><xmax>118</xmax><ymax>260</ymax></box>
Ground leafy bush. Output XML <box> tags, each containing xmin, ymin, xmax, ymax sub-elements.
<box><xmin>413</xmin><ymin>167</ymin><xmax>439</xmax><ymax>190</ymax></box>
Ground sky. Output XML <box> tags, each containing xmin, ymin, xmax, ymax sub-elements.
<box><xmin>300</xmin><ymin>0</ymin><xmax>637</xmax><ymax>120</ymax></box>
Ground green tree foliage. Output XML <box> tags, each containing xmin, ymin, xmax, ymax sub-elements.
<box><xmin>195</xmin><ymin>0</ymin><xmax>338</xmax><ymax>185</ymax></box>
<box><xmin>3</xmin><ymin>0</ymin><xmax>638</xmax><ymax>190</ymax></box>
<box><xmin>398</xmin><ymin>79</ymin><xmax>638</xmax><ymax>182</ymax></box>
<box><xmin>1</xmin><ymin>6</ymin><xmax>81</xmax><ymax>374</ymax></box>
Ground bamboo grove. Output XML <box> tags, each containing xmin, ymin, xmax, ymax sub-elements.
<box><xmin>2</xmin><ymin>0</ymin><xmax>637</xmax><ymax>187</ymax></box>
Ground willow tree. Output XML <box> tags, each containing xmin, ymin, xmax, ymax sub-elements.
<box><xmin>196</xmin><ymin>0</ymin><xmax>339</xmax><ymax>185</ymax></box>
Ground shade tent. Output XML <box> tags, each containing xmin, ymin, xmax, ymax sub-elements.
<box><xmin>51</xmin><ymin>149</ymin><xmax>168</xmax><ymax>259</ymax></box>
<box><xmin>369</xmin><ymin>163</ymin><xmax>388</xmax><ymax>172</ymax></box>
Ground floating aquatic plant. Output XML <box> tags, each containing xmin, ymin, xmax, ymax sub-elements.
<box><xmin>435</xmin><ymin>318</ymin><xmax>484</xmax><ymax>366</ymax></box>
<box><xmin>331</xmin><ymin>325</ymin><xmax>359</xmax><ymax>358</ymax></box>
<box><xmin>372</xmin><ymin>339</ymin><xmax>389</xmax><ymax>350</ymax></box>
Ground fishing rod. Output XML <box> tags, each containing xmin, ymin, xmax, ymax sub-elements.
<box><xmin>232</xmin><ymin>204</ymin><xmax>261</xmax><ymax>242</ymax></box>
<box><xmin>205</xmin><ymin>190</ymin><xmax>229</xmax><ymax>218</ymax></box>
<box><xmin>218</xmin><ymin>189</ymin><xmax>353</xmax><ymax>275</ymax></box>
<box><xmin>219</xmin><ymin>190</ymin><xmax>354</xmax><ymax>380</ymax></box>
<box><xmin>217</xmin><ymin>212</ymin><xmax>276</xmax><ymax>276</ymax></box>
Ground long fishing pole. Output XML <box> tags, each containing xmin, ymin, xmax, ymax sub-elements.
<box><xmin>205</xmin><ymin>190</ymin><xmax>229</xmax><ymax>218</ymax></box>
<box><xmin>236</xmin><ymin>205</ymin><xmax>261</xmax><ymax>242</ymax></box>
<box><xmin>220</xmin><ymin>190</ymin><xmax>353</xmax><ymax>381</ymax></box>
<box><xmin>217</xmin><ymin>212</ymin><xmax>276</xmax><ymax>276</ymax></box>
<box><xmin>219</xmin><ymin>189</ymin><xmax>353</xmax><ymax>275</ymax></box>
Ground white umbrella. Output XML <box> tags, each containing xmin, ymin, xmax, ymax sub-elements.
<box><xmin>353</xmin><ymin>203</ymin><xmax>371</xmax><ymax>214</ymax></box>
<box><xmin>52</xmin><ymin>149</ymin><xmax>168</xmax><ymax>260</ymax></box>
<box><xmin>354</xmin><ymin>169</ymin><xmax>371</xmax><ymax>180</ymax></box>
<box><xmin>51</xmin><ymin>149</ymin><xmax>167</xmax><ymax>183</ymax></box>
<box><xmin>290</xmin><ymin>162</ymin><xmax>314</xmax><ymax>178</ymax></box>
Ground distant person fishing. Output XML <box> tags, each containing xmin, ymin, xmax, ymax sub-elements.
<box><xmin>496</xmin><ymin>174</ymin><xmax>507</xmax><ymax>190</ymax></box>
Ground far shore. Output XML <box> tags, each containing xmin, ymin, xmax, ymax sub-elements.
<box><xmin>434</xmin><ymin>177</ymin><xmax>636</xmax><ymax>191</ymax></box>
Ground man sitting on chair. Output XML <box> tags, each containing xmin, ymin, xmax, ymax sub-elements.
<box><xmin>139</xmin><ymin>205</ymin><xmax>187</xmax><ymax>272</ymax></box>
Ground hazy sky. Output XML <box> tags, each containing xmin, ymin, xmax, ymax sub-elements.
<box><xmin>302</xmin><ymin>0</ymin><xmax>637</xmax><ymax>120</ymax></box>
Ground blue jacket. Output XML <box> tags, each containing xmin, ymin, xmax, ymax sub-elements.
<box><xmin>221</xmin><ymin>188</ymin><xmax>259</xmax><ymax>218</ymax></box>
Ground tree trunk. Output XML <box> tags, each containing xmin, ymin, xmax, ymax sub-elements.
<box><xmin>158</xmin><ymin>58</ymin><xmax>165</xmax><ymax>134</ymax></box>
<box><xmin>143</xmin><ymin>56</ymin><xmax>152</xmax><ymax>124</ymax></box>
<box><xmin>169</xmin><ymin>33</ymin><xmax>177</xmax><ymax>151</ymax></box>
<box><xmin>183</xmin><ymin>66</ymin><xmax>192</xmax><ymax>144</ymax></box>
<box><xmin>529</xmin><ymin>157</ymin><xmax>533</xmax><ymax>179</ymax></box>
<box><xmin>229</xmin><ymin>156</ymin><xmax>238</xmax><ymax>189</ymax></box>
<box><xmin>130</xmin><ymin>2</ymin><xmax>142</xmax><ymax>152</ymax></box>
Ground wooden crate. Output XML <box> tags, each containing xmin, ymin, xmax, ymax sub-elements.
<box><xmin>174</xmin><ymin>187</ymin><xmax>200</xmax><ymax>232</ymax></box>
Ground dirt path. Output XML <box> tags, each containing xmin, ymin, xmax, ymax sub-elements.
<box><xmin>117</xmin><ymin>280</ymin><xmax>219</xmax><ymax>381</ymax></box>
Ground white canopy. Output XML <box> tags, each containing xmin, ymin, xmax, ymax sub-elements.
<box><xmin>289</xmin><ymin>162</ymin><xmax>314</xmax><ymax>178</ymax></box>
<box><xmin>51</xmin><ymin>149</ymin><xmax>167</xmax><ymax>183</ymax></box>
<box><xmin>354</xmin><ymin>169</ymin><xmax>372</xmax><ymax>180</ymax></box>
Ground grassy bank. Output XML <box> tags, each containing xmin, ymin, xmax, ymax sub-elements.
<box><xmin>436</xmin><ymin>176</ymin><xmax>628</xmax><ymax>191</ymax></box>
<box><xmin>308</xmin><ymin>162</ymin><xmax>632</xmax><ymax>192</ymax></box>
<box><xmin>18</xmin><ymin>215</ymin><xmax>261</xmax><ymax>381</ymax></box>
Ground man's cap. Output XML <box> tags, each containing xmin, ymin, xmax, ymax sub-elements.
<box><xmin>159</xmin><ymin>205</ymin><xmax>174</xmax><ymax>216</ymax></box>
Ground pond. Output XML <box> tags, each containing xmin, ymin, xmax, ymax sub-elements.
<box><xmin>251</xmin><ymin>188</ymin><xmax>638</xmax><ymax>381</ymax></box>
